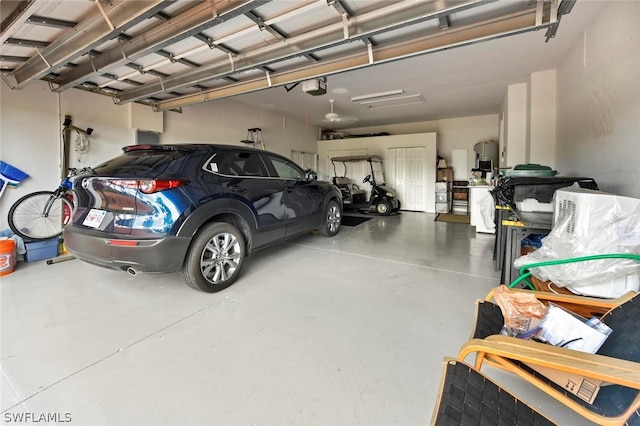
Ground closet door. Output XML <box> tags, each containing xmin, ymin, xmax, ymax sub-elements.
<box><xmin>387</xmin><ymin>146</ymin><xmax>427</xmax><ymax>212</ymax></box>
<box><xmin>407</xmin><ymin>147</ymin><xmax>426</xmax><ymax>211</ymax></box>
<box><xmin>393</xmin><ymin>148</ymin><xmax>407</xmax><ymax>209</ymax></box>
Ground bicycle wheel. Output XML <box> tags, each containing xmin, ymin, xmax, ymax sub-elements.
<box><xmin>8</xmin><ymin>191</ymin><xmax>74</xmax><ymax>241</ymax></box>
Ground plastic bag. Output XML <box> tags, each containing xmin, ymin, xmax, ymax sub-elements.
<box><xmin>493</xmin><ymin>285</ymin><xmax>548</xmax><ymax>337</ymax></box>
<box><xmin>514</xmin><ymin>189</ymin><xmax>640</xmax><ymax>295</ymax></box>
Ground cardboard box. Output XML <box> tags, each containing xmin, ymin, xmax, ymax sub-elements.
<box><xmin>24</xmin><ymin>238</ymin><xmax>59</xmax><ymax>262</ymax></box>
<box><xmin>526</xmin><ymin>364</ymin><xmax>602</xmax><ymax>404</ymax></box>
<box><xmin>437</xmin><ymin>167</ymin><xmax>453</xmax><ymax>182</ymax></box>
<box><xmin>524</xmin><ymin>305</ymin><xmax>611</xmax><ymax>404</ymax></box>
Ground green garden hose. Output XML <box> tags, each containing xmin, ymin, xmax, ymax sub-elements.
<box><xmin>508</xmin><ymin>253</ymin><xmax>640</xmax><ymax>290</ymax></box>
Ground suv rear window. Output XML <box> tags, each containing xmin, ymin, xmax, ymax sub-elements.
<box><xmin>94</xmin><ymin>150</ymin><xmax>183</xmax><ymax>175</ymax></box>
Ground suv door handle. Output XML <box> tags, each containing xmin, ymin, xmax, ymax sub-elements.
<box><xmin>229</xmin><ymin>186</ymin><xmax>246</xmax><ymax>193</ymax></box>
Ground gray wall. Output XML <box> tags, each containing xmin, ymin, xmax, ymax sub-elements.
<box><xmin>556</xmin><ymin>1</ymin><xmax>640</xmax><ymax>198</ymax></box>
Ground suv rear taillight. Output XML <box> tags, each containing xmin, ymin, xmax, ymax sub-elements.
<box><xmin>109</xmin><ymin>179</ymin><xmax>188</xmax><ymax>194</ymax></box>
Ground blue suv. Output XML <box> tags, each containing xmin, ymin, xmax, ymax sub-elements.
<box><xmin>64</xmin><ymin>144</ymin><xmax>343</xmax><ymax>292</ymax></box>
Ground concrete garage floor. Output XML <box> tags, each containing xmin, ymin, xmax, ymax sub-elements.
<box><xmin>1</xmin><ymin>212</ymin><xmax>588</xmax><ymax>425</ymax></box>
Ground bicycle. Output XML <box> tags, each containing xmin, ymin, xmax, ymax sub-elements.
<box><xmin>8</xmin><ymin>168</ymin><xmax>92</xmax><ymax>241</ymax></box>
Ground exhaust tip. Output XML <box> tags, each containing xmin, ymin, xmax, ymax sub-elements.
<box><xmin>126</xmin><ymin>267</ymin><xmax>138</xmax><ymax>277</ymax></box>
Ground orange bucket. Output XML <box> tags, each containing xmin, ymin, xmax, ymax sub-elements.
<box><xmin>0</xmin><ymin>238</ymin><xmax>16</xmax><ymax>276</ymax></box>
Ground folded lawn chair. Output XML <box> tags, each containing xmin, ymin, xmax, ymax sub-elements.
<box><xmin>431</xmin><ymin>358</ymin><xmax>556</xmax><ymax>425</ymax></box>
<box><xmin>460</xmin><ymin>286</ymin><xmax>640</xmax><ymax>425</ymax></box>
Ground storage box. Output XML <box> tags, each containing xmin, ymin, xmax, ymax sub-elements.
<box><xmin>437</xmin><ymin>167</ymin><xmax>453</xmax><ymax>182</ymax></box>
<box><xmin>453</xmin><ymin>191</ymin><xmax>468</xmax><ymax>200</ymax></box>
<box><xmin>24</xmin><ymin>238</ymin><xmax>59</xmax><ymax>262</ymax></box>
<box><xmin>526</xmin><ymin>364</ymin><xmax>602</xmax><ymax>404</ymax></box>
<box><xmin>516</xmin><ymin>198</ymin><xmax>553</xmax><ymax>212</ymax></box>
<box><xmin>435</xmin><ymin>182</ymin><xmax>448</xmax><ymax>192</ymax></box>
<box><xmin>435</xmin><ymin>202</ymin><xmax>449</xmax><ymax>213</ymax></box>
<box><xmin>435</xmin><ymin>192</ymin><xmax>448</xmax><ymax>203</ymax></box>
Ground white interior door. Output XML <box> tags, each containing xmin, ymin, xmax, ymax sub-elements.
<box><xmin>388</xmin><ymin>146</ymin><xmax>427</xmax><ymax>212</ymax></box>
<box><xmin>394</xmin><ymin>148</ymin><xmax>407</xmax><ymax>209</ymax></box>
<box><xmin>407</xmin><ymin>146</ymin><xmax>426</xmax><ymax>211</ymax></box>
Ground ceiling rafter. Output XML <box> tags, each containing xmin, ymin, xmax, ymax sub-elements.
<box><xmin>116</xmin><ymin>0</ymin><xmax>492</xmax><ymax>105</ymax></box>
<box><xmin>0</xmin><ymin>0</ymin><xmax>581</xmax><ymax>119</ymax></box>
<box><xmin>8</xmin><ymin>1</ymin><xmax>171</xmax><ymax>88</ymax></box>
<box><xmin>153</xmin><ymin>5</ymin><xmax>552</xmax><ymax>112</ymax></box>
<box><xmin>91</xmin><ymin>0</ymin><xmax>319</xmax><ymax>95</ymax></box>
<box><xmin>49</xmin><ymin>0</ymin><xmax>270</xmax><ymax>93</ymax></box>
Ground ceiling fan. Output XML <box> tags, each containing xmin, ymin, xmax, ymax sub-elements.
<box><xmin>323</xmin><ymin>99</ymin><xmax>358</xmax><ymax>128</ymax></box>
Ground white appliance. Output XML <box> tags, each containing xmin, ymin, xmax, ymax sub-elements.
<box><xmin>551</xmin><ymin>187</ymin><xmax>640</xmax><ymax>297</ymax></box>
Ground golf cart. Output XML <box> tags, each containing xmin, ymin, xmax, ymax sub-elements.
<box><xmin>330</xmin><ymin>155</ymin><xmax>400</xmax><ymax>216</ymax></box>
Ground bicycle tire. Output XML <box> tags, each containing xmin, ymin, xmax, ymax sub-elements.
<box><xmin>8</xmin><ymin>191</ymin><xmax>74</xmax><ymax>241</ymax></box>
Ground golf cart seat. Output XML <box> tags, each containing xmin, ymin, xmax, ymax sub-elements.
<box><xmin>332</xmin><ymin>177</ymin><xmax>366</xmax><ymax>203</ymax></box>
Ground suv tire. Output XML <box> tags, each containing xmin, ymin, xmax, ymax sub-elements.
<box><xmin>181</xmin><ymin>222</ymin><xmax>246</xmax><ymax>292</ymax></box>
<box><xmin>318</xmin><ymin>200</ymin><xmax>342</xmax><ymax>237</ymax></box>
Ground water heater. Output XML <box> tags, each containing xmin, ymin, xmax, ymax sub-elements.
<box><xmin>473</xmin><ymin>140</ymin><xmax>499</xmax><ymax>171</ymax></box>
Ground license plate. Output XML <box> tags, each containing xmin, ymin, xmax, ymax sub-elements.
<box><xmin>83</xmin><ymin>209</ymin><xmax>107</xmax><ymax>228</ymax></box>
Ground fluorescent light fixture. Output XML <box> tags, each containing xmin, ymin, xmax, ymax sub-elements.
<box><xmin>350</xmin><ymin>89</ymin><xmax>404</xmax><ymax>102</ymax></box>
<box><xmin>368</xmin><ymin>101</ymin><xmax>426</xmax><ymax>110</ymax></box>
<box><xmin>359</xmin><ymin>93</ymin><xmax>423</xmax><ymax>105</ymax></box>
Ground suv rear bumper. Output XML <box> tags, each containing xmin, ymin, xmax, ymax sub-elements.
<box><xmin>63</xmin><ymin>225</ymin><xmax>191</xmax><ymax>273</ymax></box>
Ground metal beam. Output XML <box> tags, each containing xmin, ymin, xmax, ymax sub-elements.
<box><xmin>244</xmin><ymin>10</ymin><xmax>287</xmax><ymax>40</ymax></box>
<box><xmin>50</xmin><ymin>0</ymin><xmax>270</xmax><ymax>93</ymax></box>
<box><xmin>117</xmin><ymin>0</ymin><xmax>494</xmax><ymax>105</ymax></box>
<box><xmin>11</xmin><ymin>1</ymin><xmax>171</xmax><ymax>87</ymax></box>
<box><xmin>4</xmin><ymin>37</ymin><xmax>49</xmax><ymax>48</ymax></box>
<box><xmin>25</xmin><ymin>15</ymin><xmax>75</xmax><ymax>29</ymax></box>
<box><xmin>154</xmin><ymin>7</ymin><xmax>546</xmax><ymax>112</ymax></box>
<box><xmin>0</xmin><ymin>55</ymin><xmax>30</xmax><ymax>63</ymax></box>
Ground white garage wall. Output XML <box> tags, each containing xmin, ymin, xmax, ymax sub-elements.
<box><xmin>338</xmin><ymin>114</ymin><xmax>499</xmax><ymax>179</ymax></box>
<box><xmin>556</xmin><ymin>1</ymin><xmax>640</xmax><ymax>198</ymax></box>
<box><xmin>1</xmin><ymin>82</ymin><xmax>63</xmax><ymax>230</ymax></box>
<box><xmin>437</xmin><ymin>115</ymin><xmax>499</xmax><ymax>177</ymax></box>
<box><xmin>161</xmin><ymin>98</ymin><xmax>319</xmax><ymax>159</ymax></box>
<box><xmin>0</xmin><ymin>81</ymin><xmax>320</xmax><ymax>230</ymax></box>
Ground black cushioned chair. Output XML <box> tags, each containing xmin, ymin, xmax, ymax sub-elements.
<box><xmin>431</xmin><ymin>358</ymin><xmax>556</xmax><ymax>425</ymax></box>
<box><xmin>459</xmin><ymin>286</ymin><xmax>640</xmax><ymax>426</ymax></box>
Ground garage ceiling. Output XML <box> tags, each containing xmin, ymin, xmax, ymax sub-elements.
<box><xmin>1</xmin><ymin>0</ymin><xmax>601</xmax><ymax>130</ymax></box>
